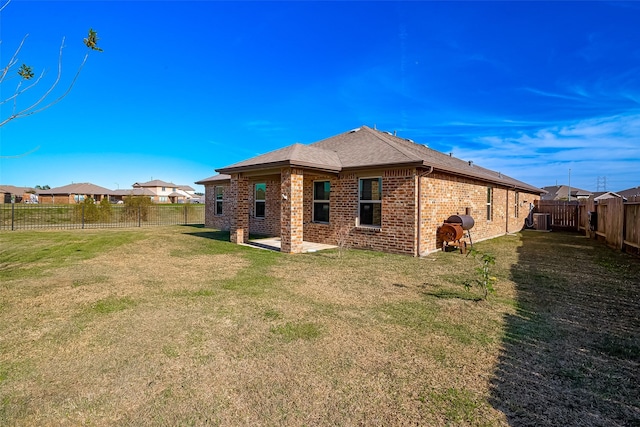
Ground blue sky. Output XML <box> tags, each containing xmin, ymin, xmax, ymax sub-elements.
<box><xmin>1</xmin><ymin>0</ymin><xmax>639</xmax><ymax>193</ymax></box>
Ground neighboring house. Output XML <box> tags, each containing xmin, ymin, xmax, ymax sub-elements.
<box><xmin>617</xmin><ymin>186</ymin><xmax>640</xmax><ymax>200</ymax></box>
<box><xmin>132</xmin><ymin>180</ymin><xmax>195</xmax><ymax>203</ymax></box>
<box><xmin>0</xmin><ymin>185</ymin><xmax>37</xmax><ymax>203</ymax></box>
<box><xmin>37</xmin><ymin>183</ymin><xmax>113</xmax><ymax>204</ymax></box>
<box><xmin>196</xmin><ymin>126</ymin><xmax>545</xmax><ymax>255</ymax></box>
<box><xmin>593</xmin><ymin>191</ymin><xmax>626</xmax><ymax>203</ymax></box>
<box><xmin>541</xmin><ymin>185</ymin><xmax>593</xmax><ymax>201</ymax></box>
<box><xmin>110</xmin><ymin>188</ymin><xmax>156</xmax><ymax>203</ymax></box>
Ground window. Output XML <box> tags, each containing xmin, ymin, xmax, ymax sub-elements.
<box><xmin>359</xmin><ymin>177</ymin><xmax>382</xmax><ymax>227</ymax></box>
<box><xmin>486</xmin><ymin>187</ymin><xmax>493</xmax><ymax>221</ymax></box>
<box><xmin>514</xmin><ymin>191</ymin><xmax>519</xmax><ymax>218</ymax></box>
<box><xmin>255</xmin><ymin>183</ymin><xmax>266</xmax><ymax>218</ymax></box>
<box><xmin>214</xmin><ymin>186</ymin><xmax>224</xmax><ymax>215</ymax></box>
<box><xmin>313</xmin><ymin>181</ymin><xmax>330</xmax><ymax>223</ymax></box>
<box><xmin>162</xmin><ymin>187</ymin><xmax>166</xmax><ymax>191</ymax></box>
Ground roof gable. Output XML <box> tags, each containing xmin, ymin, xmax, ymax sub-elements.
<box><xmin>310</xmin><ymin>127</ymin><xmax>425</xmax><ymax>168</ymax></box>
<box><xmin>218</xmin><ymin>143</ymin><xmax>342</xmax><ymax>174</ymax></box>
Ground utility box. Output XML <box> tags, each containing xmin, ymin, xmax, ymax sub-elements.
<box><xmin>533</xmin><ymin>213</ymin><xmax>551</xmax><ymax>231</ymax></box>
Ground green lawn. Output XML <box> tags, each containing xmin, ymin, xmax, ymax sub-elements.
<box><xmin>0</xmin><ymin>226</ymin><xmax>638</xmax><ymax>426</ymax></box>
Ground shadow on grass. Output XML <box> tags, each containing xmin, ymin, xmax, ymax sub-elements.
<box><xmin>490</xmin><ymin>231</ymin><xmax>640</xmax><ymax>426</ymax></box>
<box><xmin>419</xmin><ymin>286</ymin><xmax>482</xmax><ymax>302</ymax></box>
<box><xmin>181</xmin><ymin>226</ymin><xmax>231</xmax><ymax>243</ymax></box>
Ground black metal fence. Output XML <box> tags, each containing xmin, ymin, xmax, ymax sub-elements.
<box><xmin>0</xmin><ymin>204</ymin><xmax>205</xmax><ymax>230</ymax></box>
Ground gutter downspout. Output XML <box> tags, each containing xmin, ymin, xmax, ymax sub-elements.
<box><xmin>416</xmin><ymin>166</ymin><xmax>434</xmax><ymax>257</ymax></box>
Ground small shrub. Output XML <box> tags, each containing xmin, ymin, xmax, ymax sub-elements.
<box><xmin>99</xmin><ymin>198</ymin><xmax>113</xmax><ymax>222</ymax></box>
<box><xmin>73</xmin><ymin>197</ymin><xmax>100</xmax><ymax>223</ymax></box>
<box><xmin>463</xmin><ymin>249</ymin><xmax>497</xmax><ymax>300</ymax></box>
<box><xmin>123</xmin><ymin>195</ymin><xmax>153</xmax><ymax>221</ymax></box>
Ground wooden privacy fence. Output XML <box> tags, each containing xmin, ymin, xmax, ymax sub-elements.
<box><xmin>535</xmin><ymin>197</ymin><xmax>640</xmax><ymax>255</ymax></box>
<box><xmin>535</xmin><ymin>200</ymin><xmax>579</xmax><ymax>230</ymax></box>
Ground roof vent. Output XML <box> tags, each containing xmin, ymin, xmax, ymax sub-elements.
<box><xmin>393</xmin><ymin>130</ymin><xmax>397</xmax><ymax>136</ymax></box>
<box><xmin>383</xmin><ymin>131</ymin><xmax>392</xmax><ymax>135</ymax></box>
<box><xmin>405</xmin><ymin>138</ymin><xmax>414</xmax><ymax>143</ymax></box>
<box><xmin>449</xmin><ymin>152</ymin><xmax>453</xmax><ymax>157</ymax></box>
<box><xmin>498</xmin><ymin>172</ymin><xmax>502</xmax><ymax>178</ymax></box>
<box><xmin>468</xmin><ymin>160</ymin><xmax>473</xmax><ymax>166</ymax></box>
<box><xmin>349</xmin><ymin>128</ymin><xmax>361</xmax><ymax>133</ymax></box>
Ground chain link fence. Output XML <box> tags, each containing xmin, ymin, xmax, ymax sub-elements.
<box><xmin>0</xmin><ymin>203</ymin><xmax>204</xmax><ymax>230</ymax></box>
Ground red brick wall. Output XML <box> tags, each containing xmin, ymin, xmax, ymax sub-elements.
<box><xmin>280</xmin><ymin>168</ymin><xmax>304</xmax><ymax>253</ymax></box>
<box><xmin>210</xmin><ymin>168</ymin><xmax>540</xmax><ymax>257</ymax></box>
<box><xmin>248</xmin><ymin>178</ymin><xmax>281</xmax><ymax>236</ymax></box>
<box><xmin>302</xmin><ymin>173</ymin><xmax>337</xmax><ymax>243</ymax></box>
<box><xmin>38</xmin><ymin>195</ymin><xmax>76</xmax><ymax>204</ymax></box>
<box><xmin>418</xmin><ymin>172</ymin><xmax>540</xmax><ymax>254</ymax></box>
<box><xmin>204</xmin><ymin>177</ymin><xmax>280</xmax><ymax>236</ymax></box>
<box><xmin>302</xmin><ymin>169</ymin><xmax>418</xmax><ymax>255</ymax></box>
<box><xmin>203</xmin><ymin>184</ymin><xmax>231</xmax><ymax>230</ymax></box>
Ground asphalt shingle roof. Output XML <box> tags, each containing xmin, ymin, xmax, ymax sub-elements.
<box><xmin>214</xmin><ymin>126</ymin><xmax>544</xmax><ymax>194</ymax></box>
<box><xmin>194</xmin><ymin>174</ymin><xmax>231</xmax><ymax>185</ymax></box>
<box><xmin>133</xmin><ymin>180</ymin><xmax>178</xmax><ymax>188</ymax></box>
<box><xmin>37</xmin><ymin>183</ymin><xmax>113</xmax><ymax>195</ymax></box>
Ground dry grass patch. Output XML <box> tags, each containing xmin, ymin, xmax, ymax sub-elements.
<box><xmin>1</xmin><ymin>226</ymin><xmax>638</xmax><ymax>426</ymax></box>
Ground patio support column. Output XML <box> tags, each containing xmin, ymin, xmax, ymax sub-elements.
<box><xmin>229</xmin><ymin>173</ymin><xmax>249</xmax><ymax>244</ymax></box>
<box><xmin>280</xmin><ymin>167</ymin><xmax>304</xmax><ymax>254</ymax></box>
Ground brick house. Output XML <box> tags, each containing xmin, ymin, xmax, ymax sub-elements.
<box><xmin>0</xmin><ymin>185</ymin><xmax>37</xmax><ymax>203</ymax></box>
<box><xmin>37</xmin><ymin>183</ymin><xmax>112</xmax><ymax>204</ymax></box>
<box><xmin>196</xmin><ymin>126</ymin><xmax>544</xmax><ymax>255</ymax></box>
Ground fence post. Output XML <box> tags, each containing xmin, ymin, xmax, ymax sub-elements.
<box><xmin>11</xmin><ymin>202</ymin><xmax>15</xmax><ymax>231</ymax></box>
<box><xmin>82</xmin><ymin>203</ymin><xmax>85</xmax><ymax>229</ymax></box>
<box><xmin>612</xmin><ymin>197</ymin><xmax>624</xmax><ymax>250</ymax></box>
<box><xmin>138</xmin><ymin>206</ymin><xmax>142</xmax><ymax>227</ymax></box>
<box><xmin>184</xmin><ymin>205</ymin><xmax>188</xmax><ymax>224</ymax></box>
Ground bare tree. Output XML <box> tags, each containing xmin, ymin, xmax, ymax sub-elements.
<box><xmin>0</xmin><ymin>0</ymin><xmax>103</xmax><ymax>130</ymax></box>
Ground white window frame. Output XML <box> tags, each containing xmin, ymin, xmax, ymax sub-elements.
<box><xmin>313</xmin><ymin>180</ymin><xmax>330</xmax><ymax>223</ymax></box>
<box><xmin>358</xmin><ymin>177</ymin><xmax>382</xmax><ymax>228</ymax></box>
<box><xmin>214</xmin><ymin>186</ymin><xmax>224</xmax><ymax>216</ymax></box>
<box><xmin>255</xmin><ymin>183</ymin><xmax>266</xmax><ymax>218</ymax></box>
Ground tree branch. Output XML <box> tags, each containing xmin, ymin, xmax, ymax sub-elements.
<box><xmin>0</xmin><ymin>37</ymin><xmax>91</xmax><ymax>128</ymax></box>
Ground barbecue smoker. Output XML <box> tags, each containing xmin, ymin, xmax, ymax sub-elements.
<box><xmin>437</xmin><ymin>214</ymin><xmax>475</xmax><ymax>254</ymax></box>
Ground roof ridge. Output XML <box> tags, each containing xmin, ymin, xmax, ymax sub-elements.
<box><xmin>360</xmin><ymin>126</ymin><xmax>424</xmax><ymax>163</ymax></box>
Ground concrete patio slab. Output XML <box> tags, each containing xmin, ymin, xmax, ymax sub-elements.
<box><xmin>243</xmin><ymin>237</ymin><xmax>337</xmax><ymax>253</ymax></box>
